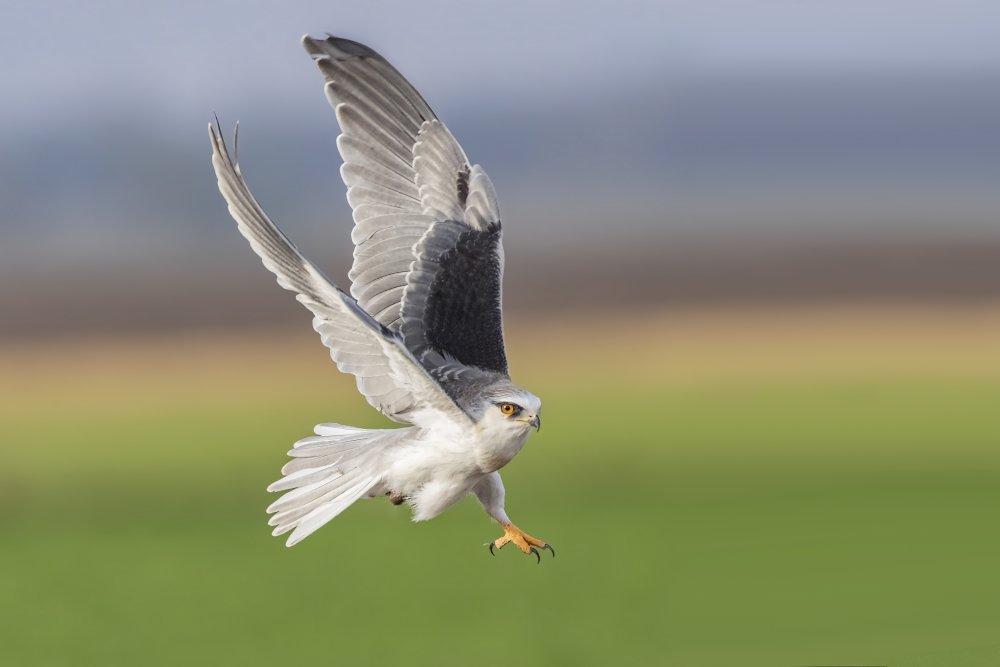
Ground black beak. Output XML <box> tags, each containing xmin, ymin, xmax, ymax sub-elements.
<box><xmin>530</xmin><ymin>414</ymin><xmax>541</xmax><ymax>431</ymax></box>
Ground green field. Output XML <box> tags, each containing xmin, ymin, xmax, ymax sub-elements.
<box><xmin>3</xmin><ymin>306</ymin><xmax>999</xmax><ymax>666</ymax></box>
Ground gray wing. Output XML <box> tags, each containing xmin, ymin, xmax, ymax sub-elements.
<box><xmin>302</xmin><ymin>35</ymin><xmax>508</xmax><ymax>375</ymax></box>
<box><xmin>209</xmin><ymin>122</ymin><xmax>470</xmax><ymax>426</ymax></box>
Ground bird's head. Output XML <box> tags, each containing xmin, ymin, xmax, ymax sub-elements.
<box><xmin>477</xmin><ymin>383</ymin><xmax>542</xmax><ymax>435</ymax></box>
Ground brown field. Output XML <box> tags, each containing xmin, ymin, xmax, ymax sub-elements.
<box><xmin>6</xmin><ymin>301</ymin><xmax>999</xmax><ymax>417</ymax></box>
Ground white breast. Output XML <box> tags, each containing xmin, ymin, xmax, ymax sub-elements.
<box><xmin>473</xmin><ymin>423</ymin><xmax>531</xmax><ymax>472</ymax></box>
<box><xmin>381</xmin><ymin>413</ymin><xmax>532</xmax><ymax>521</ymax></box>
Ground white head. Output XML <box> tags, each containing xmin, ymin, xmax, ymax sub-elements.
<box><xmin>477</xmin><ymin>386</ymin><xmax>542</xmax><ymax>435</ymax></box>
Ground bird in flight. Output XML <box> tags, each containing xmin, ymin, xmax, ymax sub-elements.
<box><xmin>209</xmin><ymin>34</ymin><xmax>553</xmax><ymax>561</ymax></box>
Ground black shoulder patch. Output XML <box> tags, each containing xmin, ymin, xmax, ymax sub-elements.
<box><xmin>420</xmin><ymin>222</ymin><xmax>506</xmax><ymax>373</ymax></box>
<box><xmin>400</xmin><ymin>220</ymin><xmax>508</xmax><ymax>375</ymax></box>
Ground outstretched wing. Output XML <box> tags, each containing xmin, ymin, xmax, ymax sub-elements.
<box><xmin>209</xmin><ymin>122</ymin><xmax>470</xmax><ymax>426</ymax></box>
<box><xmin>302</xmin><ymin>35</ymin><xmax>508</xmax><ymax>375</ymax></box>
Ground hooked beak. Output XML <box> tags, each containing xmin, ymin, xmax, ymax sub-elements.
<box><xmin>530</xmin><ymin>414</ymin><xmax>541</xmax><ymax>431</ymax></box>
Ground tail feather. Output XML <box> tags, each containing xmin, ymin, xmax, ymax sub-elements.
<box><xmin>312</xmin><ymin>423</ymin><xmax>368</xmax><ymax>437</ymax></box>
<box><xmin>281</xmin><ymin>448</ymin><xmax>367</xmax><ymax>475</ymax></box>
<box><xmin>269</xmin><ymin>492</ymin><xmax>338</xmax><ymax>529</ymax></box>
<box><xmin>283</xmin><ymin>478</ymin><xmax>376</xmax><ymax>545</ymax></box>
<box><xmin>268</xmin><ymin>464</ymin><xmax>341</xmax><ymax>493</ymax></box>
<box><xmin>267</xmin><ymin>472</ymin><xmax>356</xmax><ymax>513</ymax></box>
<box><xmin>268</xmin><ymin>480</ymin><xmax>366</xmax><ymax>531</ymax></box>
<box><xmin>271</xmin><ymin>478</ymin><xmax>370</xmax><ymax>540</ymax></box>
<box><xmin>266</xmin><ymin>423</ymin><xmax>405</xmax><ymax>547</ymax></box>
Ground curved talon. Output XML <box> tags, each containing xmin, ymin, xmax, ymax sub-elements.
<box><xmin>489</xmin><ymin>524</ymin><xmax>550</xmax><ymax>561</ymax></box>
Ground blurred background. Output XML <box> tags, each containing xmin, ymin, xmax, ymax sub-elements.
<box><xmin>2</xmin><ymin>1</ymin><xmax>999</xmax><ymax>665</ymax></box>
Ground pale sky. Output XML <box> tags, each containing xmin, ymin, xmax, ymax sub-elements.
<box><xmin>2</xmin><ymin>0</ymin><xmax>998</xmax><ymax>270</ymax></box>
<box><xmin>4</xmin><ymin>0</ymin><xmax>998</xmax><ymax>127</ymax></box>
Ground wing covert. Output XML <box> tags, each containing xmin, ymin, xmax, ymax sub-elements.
<box><xmin>302</xmin><ymin>34</ymin><xmax>508</xmax><ymax>375</ymax></box>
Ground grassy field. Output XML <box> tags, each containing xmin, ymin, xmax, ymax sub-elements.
<box><xmin>2</xmin><ymin>303</ymin><xmax>1000</xmax><ymax>666</ymax></box>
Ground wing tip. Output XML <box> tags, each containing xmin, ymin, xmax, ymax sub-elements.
<box><xmin>208</xmin><ymin>116</ymin><xmax>240</xmax><ymax>165</ymax></box>
<box><xmin>208</xmin><ymin>114</ymin><xmax>222</xmax><ymax>145</ymax></box>
<box><xmin>302</xmin><ymin>33</ymin><xmax>379</xmax><ymax>61</ymax></box>
<box><xmin>301</xmin><ymin>32</ymin><xmax>321</xmax><ymax>56</ymax></box>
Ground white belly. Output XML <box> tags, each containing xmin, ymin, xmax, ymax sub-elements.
<box><xmin>382</xmin><ymin>424</ymin><xmax>531</xmax><ymax>521</ymax></box>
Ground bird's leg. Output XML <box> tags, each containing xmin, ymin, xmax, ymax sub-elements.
<box><xmin>473</xmin><ymin>473</ymin><xmax>554</xmax><ymax>562</ymax></box>
<box><xmin>490</xmin><ymin>522</ymin><xmax>555</xmax><ymax>562</ymax></box>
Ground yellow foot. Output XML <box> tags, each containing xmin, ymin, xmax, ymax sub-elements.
<box><xmin>488</xmin><ymin>523</ymin><xmax>555</xmax><ymax>563</ymax></box>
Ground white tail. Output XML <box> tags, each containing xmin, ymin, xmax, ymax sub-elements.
<box><xmin>266</xmin><ymin>423</ymin><xmax>396</xmax><ymax>547</ymax></box>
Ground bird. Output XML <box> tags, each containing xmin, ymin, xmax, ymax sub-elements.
<box><xmin>208</xmin><ymin>34</ymin><xmax>553</xmax><ymax>561</ymax></box>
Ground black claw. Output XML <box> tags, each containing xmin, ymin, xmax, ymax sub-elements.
<box><xmin>530</xmin><ymin>546</ymin><xmax>540</xmax><ymax>563</ymax></box>
<box><xmin>542</xmin><ymin>543</ymin><xmax>556</xmax><ymax>558</ymax></box>
<box><xmin>488</xmin><ymin>542</ymin><xmax>496</xmax><ymax>556</ymax></box>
